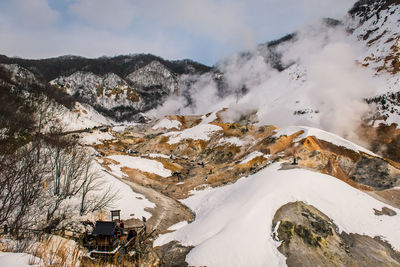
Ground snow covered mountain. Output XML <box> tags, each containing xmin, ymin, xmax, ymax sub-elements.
<box><xmin>0</xmin><ymin>54</ymin><xmax>211</xmax><ymax>122</ymax></box>
<box><xmin>152</xmin><ymin>0</ymin><xmax>400</xmax><ymax>135</ymax></box>
<box><xmin>0</xmin><ymin>64</ymin><xmax>113</xmax><ymax>132</ymax></box>
<box><xmin>50</xmin><ymin>71</ymin><xmax>146</xmax><ymax>122</ymax></box>
<box><xmin>349</xmin><ymin>0</ymin><xmax>400</xmax><ymax>123</ymax></box>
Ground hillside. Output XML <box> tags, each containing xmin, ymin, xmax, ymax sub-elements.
<box><xmin>0</xmin><ymin>54</ymin><xmax>212</xmax><ymax>122</ymax></box>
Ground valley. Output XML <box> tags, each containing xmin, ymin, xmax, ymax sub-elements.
<box><xmin>1</xmin><ymin>0</ymin><xmax>400</xmax><ymax>266</ymax></box>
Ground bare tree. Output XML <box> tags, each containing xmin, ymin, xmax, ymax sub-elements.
<box><xmin>0</xmin><ymin>88</ymin><xmax>117</xmax><ymax>233</ymax></box>
<box><xmin>40</xmin><ymin>142</ymin><xmax>117</xmax><ymax>230</ymax></box>
<box><xmin>79</xmin><ymin>157</ymin><xmax>118</xmax><ymax>215</ymax></box>
<box><xmin>1</xmin><ymin>136</ymin><xmax>117</xmax><ymax>233</ymax></box>
<box><xmin>0</xmin><ymin>143</ymin><xmax>49</xmax><ymax>229</ymax></box>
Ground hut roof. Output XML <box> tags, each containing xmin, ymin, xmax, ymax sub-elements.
<box><xmin>92</xmin><ymin>221</ymin><xmax>117</xmax><ymax>236</ymax></box>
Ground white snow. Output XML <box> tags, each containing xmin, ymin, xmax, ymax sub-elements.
<box><xmin>51</xmin><ymin>72</ymin><xmax>144</xmax><ymax>112</ymax></box>
<box><xmin>164</xmin><ymin>124</ymin><xmax>223</xmax><ymax>145</ymax></box>
<box><xmin>59</xmin><ymin>102</ymin><xmax>114</xmax><ymax>132</ymax></box>
<box><xmin>112</xmin><ymin>125</ymin><xmax>129</xmax><ymax>132</ymax></box>
<box><xmin>274</xmin><ymin>126</ymin><xmax>379</xmax><ymax>156</ymax></box>
<box><xmin>201</xmin><ymin>112</ymin><xmax>218</xmax><ymax>124</ymax></box>
<box><xmin>94</xmin><ymin>162</ymin><xmax>155</xmax><ymax>220</ymax></box>
<box><xmin>80</xmin><ymin>131</ymin><xmax>114</xmax><ymax>145</ymax></box>
<box><xmin>239</xmin><ymin>151</ymin><xmax>268</xmax><ymax>164</ymax></box>
<box><xmin>218</xmin><ymin>137</ymin><xmax>245</xmax><ymax>147</ymax></box>
<box><xmin>385</xmin><ymin>112</ymin><xmax>400</xmax><ymax>127</ymax></box>
<box><xmin>0</xmin><ymin>236</ymin><xmax>82</xmax><ymax>267</ymax></box>
<box><xmin>0</xmin><ymin>252</ymin><xmax>42</xmax><ymax>267</ymax></box>
<box><xmin>167</xmin><ymin>221</ymin><xmax>189</xmax><ymax>231</ymax></box>
<box><xmin>144</xmin><ymin>153</ymin><xmax>171</xmax><ymax>159</ymax></box>
<box><xmin>126</xmin><ymin>61</ymin><xmax>177</xmax><ymax>93</ymax></box>
<box><xmin>106</xmin><ymin>155</ymin><xmax>171</xmax><ymax>177</ymax></box>
<box><xmin>152</xmin><ymin>118</ymin><xmax>182</xmax><ymax>130</ymax></box>
<box><xmin>155</xmin><ymin>163</ymin><xmax>400</xmax><ymax>267</ymax></box>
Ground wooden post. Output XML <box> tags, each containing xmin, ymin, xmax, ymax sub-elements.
<box><xmin>111</xmin><ymin>210</ymin><xmax>121</xmax><ymax>222</ymax></box>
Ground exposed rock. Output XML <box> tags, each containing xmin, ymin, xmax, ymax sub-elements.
<box><xmin>374</xmin><ymin>206</ymin><xmax>397</xmax><ymax>216</ymax></box>
<box><xmin>273</xmin><ymin>201</ymin><xmax>400</xmax><ymax>267</ymax></box>
<box><xmin>350</xmin><ymin>156</ymin><xmax>398</xmax><ymax>189</ymax></box>
<box><xmin>357</xmin><ymin>123</ymin><xmax>400</xmax><ymax>163</ymax></box>
<box><xmin>155</xmin><ymin>241</ymin><xmax>193</xmax><ymax>267</ymax></box>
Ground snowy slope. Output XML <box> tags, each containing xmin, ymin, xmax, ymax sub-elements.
<box><xmin>155</xmin><ymin>163</ymin><xmax>400</xmax><ymax>267</ymax></box>
<box><xmin>106</xmin><ymin>155</ymin><xmax>172</xmax><ymax>177</ymax></box>
<box><xmin>126</xmin><ymin>60</ymin><xmax>178</xmax><ymax>94</ymax></box>
<box><xmin>348</xmin><ymin>1</ymin><xmax>400</xmax><ymax>125</ymax></box>
<box><xmin>350</xmin><ymin>1</ymin><xmax>400</xmax><ymax>78</ymax></box>
<box><xmin>0</xmin><ymin>64</ymin><xmax>39</xmax><ymax>86</ymax></box>
<box><xmin>274</xmin><ymin>126</ymin><xmax>379</xmax><ymax>156</ymax></box>
<box><xmin>217</xmin><ymin>136</ymin><xmax>245</xmax><ymax>147</ymax></box>
<box><xmin>0</xmin><ymin>252</ymin><xmax>42</xmax><ymax>267</ymax></box>
<box><xmin>152</xmin><ymin>118</ymin><xmax>182</xmax><ymax>130</ymax></box>
<box><xmin>239</xmin><ymin>151</ymin><xmax>268</xmax><ymax>164</ymax></box>
<box><xmin>0</xmin><ymin>64</ymin><xmax>114</xmax><ymax>132</ymax></box>
<box><xmin>163</xmin><ymin>124</ymin><xmax>223</xmax><ymax>145</ymax></box>
<box><xmin>58</xmin><ymin>102</ymin><xmax>114</xmax><ymax>131</ymax></box>
<box><xmin>50</xmin><ymin>72</ymin><xmax>144</xmax><ymax>111</ymax></box>
<box><xmin>94</xmin><ymin>161</ymin><xmax>155</xmax><ymax>220</ymax></box>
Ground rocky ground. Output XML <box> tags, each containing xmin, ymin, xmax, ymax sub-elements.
<box><xmin>273</xmin><ymin>201</ymin><xmax>400</xmax><ymax>267</ymax></box>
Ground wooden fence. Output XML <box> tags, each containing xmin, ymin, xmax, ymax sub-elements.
<box><xmin>1</xmin><ymin>225</ymin><xmax>83</xmax><ymax>242</ymax></box>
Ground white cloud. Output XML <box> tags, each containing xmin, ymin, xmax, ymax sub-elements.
<box><xmin>68</xmin><ymin>0</ymin><xmax>135</xmax><ymax>29</ymax></box>
<box><xmin>136</xmin><ymin>0</ymin><xmax>255</xmax><ymax>48</ymax></box>
<box><xmin>0</xmin><ymin>0</ymin><xmax>359</xmax><ymax>64</ymax></box>
<box><xmin>11</xmin><ymin>0</ymin><xmax>59</xmax><ymax>27</ymax></box>
<box><xmin>288</xmin><ymin>0</ymin><xmax>356</xmax><ymax>19</ymax></box>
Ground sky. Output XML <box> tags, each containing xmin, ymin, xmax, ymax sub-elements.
<box><xmin>0</xmin><ymin>0</ymin><xmax>357</xmax><ymax>65</ymax></box>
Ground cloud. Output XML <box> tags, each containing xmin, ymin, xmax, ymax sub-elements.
<box><xmin>6</xmin><ymin>0</ymin><xmax>59</xmax><ymax>28</ymax></box>
<box><xmin>0</xmin><ymin>0</ymin><xmax>358</xmax><ymax>64</ymax></box>
<box><xmin>68</xmin><ymin>0</ymin><xmax>135</xmax><ymax>29</ymax></box>
<box><xmin>289</xmin><ymin>0</ymin><xmax>356</xmax><ymax>19</ymax></box>
<box><xmin>135</xmin><ymin>0</ymin><xmax>255</xmax><ymax>51</ymax></box>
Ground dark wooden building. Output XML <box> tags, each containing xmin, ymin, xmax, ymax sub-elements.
<box><xmin>91</xmin><ymin>221</ymin><xmax>122</xmax><ymax>252</ymax></box>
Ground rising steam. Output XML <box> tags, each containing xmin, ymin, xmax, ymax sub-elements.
<box><xmin>149</xmin><ymin>19</ymin><xmax>380</xmax><ymax>140</ymax></box>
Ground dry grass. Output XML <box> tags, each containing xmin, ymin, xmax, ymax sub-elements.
<box><xmin>31</xmin><ymin>235</ymin><xmax>81</xmax><ymax>267</ymax></box>
<box><xmin>1</xmin><ymin>234</ymin><xmax>83</xmax><ymax>267</ymax></box>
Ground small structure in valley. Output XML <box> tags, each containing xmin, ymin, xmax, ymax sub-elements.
<box><xmin>86</xmin><ymin>210</ymin><xmax>148</xmax><ymax>259</ymax></box>
<box><xmin>91</xmin><ymin>221</ymin><xmax>122</xmax><ymax>253</ymax></box>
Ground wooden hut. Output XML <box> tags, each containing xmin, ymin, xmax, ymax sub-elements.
<box><xmin>91</xmin><ymin>221</ymin><xmax>122</xmax><ymax>252</ymax></box>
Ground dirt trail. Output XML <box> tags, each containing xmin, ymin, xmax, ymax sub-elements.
<box><xmin>104</xmin><ymin>170</ymin><xmax>194</xmax><ymax>234</ymax></box>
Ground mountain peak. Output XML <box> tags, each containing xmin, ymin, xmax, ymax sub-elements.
<box><xmin>349</xmin><ymin>0</ymin><xmax>400</xmax><ymax>20</ymax></box>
